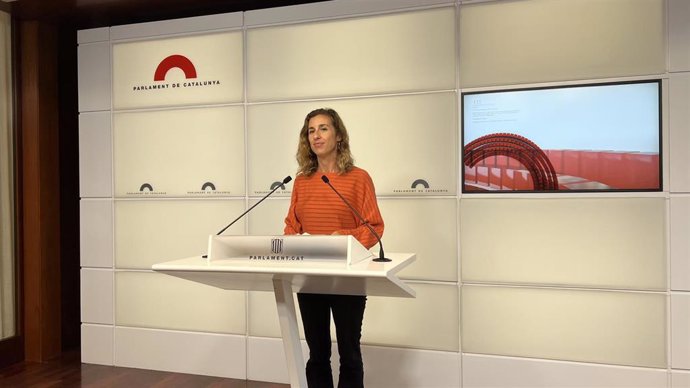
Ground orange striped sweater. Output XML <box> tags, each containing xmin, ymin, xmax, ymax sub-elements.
<box><xmin>283</xmin><ymin>166</ymin><xmax>384</xmax><ymax>249</ymax></box>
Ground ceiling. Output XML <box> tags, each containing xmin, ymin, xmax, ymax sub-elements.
<box><xmin>5</xmin><ymin>0</ymin><xmax>327</xmax><ymax>28</ymax></box>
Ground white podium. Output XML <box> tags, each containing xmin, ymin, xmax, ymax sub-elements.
<box><xmin>152</xmin><ymin>235</ymin><xmax>416</xmax><ymax>388</ymax></box>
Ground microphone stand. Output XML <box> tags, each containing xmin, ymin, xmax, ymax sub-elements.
<box><xmin>216</xmin><ymin>176</ymin><xmax>292</xmax><ymax>235</ymax></box>
<box><xmin>202</xmin><ymin>176</ymin><xmax>292</xmax><ymax>259</ymax></box>
<box><xmin>321</xmin><ymin>175</ymin><xmax>391</xmax><ymax>262</ymax></box>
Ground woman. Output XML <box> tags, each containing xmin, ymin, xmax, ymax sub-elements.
<box><xmin>284</xmin><ymin>108</ymin><xmax>384</xmax><ymax>388</ymax></box>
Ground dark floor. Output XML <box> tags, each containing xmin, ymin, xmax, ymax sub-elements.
<box><xmin>0</xmin><ymin>350</ymin><xmax>290</xmax><ymax>388</ymax></box>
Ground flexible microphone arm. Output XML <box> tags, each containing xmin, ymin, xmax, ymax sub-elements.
<box><xmin>321</xmin><ymin>175</ymin><xmax>391</xmax><ymax>262</ymax></box>
<box><xmin>216</xmin><ymin>176</ymin><xmax>292</xmax><ymax>236</ymax></box>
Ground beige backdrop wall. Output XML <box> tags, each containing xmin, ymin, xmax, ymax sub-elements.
<box><xmin>79</xmin><ymin>0</ymin><xmax>689</xmax><ymax>387</ymax></box>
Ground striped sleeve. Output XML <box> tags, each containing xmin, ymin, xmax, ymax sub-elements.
<box><xmin>334</xmin><ymin>170</ymin><xmax>384</xmax><ymax>249</ymax></box>
<box><xmin>283</xmin><ymin>177</ymin><xmax>302</xmax><ymax>235</ymax></box>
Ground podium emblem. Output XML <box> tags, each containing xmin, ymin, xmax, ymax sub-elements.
<box><xmin>271</xmin><ymin>238</ymin><xmax>284</xmax><ymax>254</ymax></box>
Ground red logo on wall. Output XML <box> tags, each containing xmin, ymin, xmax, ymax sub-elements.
<box><xmin>153</xmin><ymin>54</ymin><xmax>197</xmax><ymax>81</ymax></box>
<box><xmin>132</xmin><ymin>53</ymin><xmax>220</xmax><ymax>92</ymax></box>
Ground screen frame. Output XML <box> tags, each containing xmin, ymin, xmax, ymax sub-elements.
<box><xmin>460</xmin><ymin>79</ymin><xmax>663</xmax><ymax>194</ymax></box>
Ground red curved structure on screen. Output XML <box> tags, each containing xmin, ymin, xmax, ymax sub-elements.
<box><xmin>153</xmin><ymin>54</ymin><xmax>197</xmax><ymax>81</ymax></box>
<box><xmin>464</xmin><ymin>133</ymin><xmax>559</xmax><ymax>191</ymax></box>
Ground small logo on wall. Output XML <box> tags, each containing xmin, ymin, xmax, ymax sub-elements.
<box><xmin>254</xmin><ymin>181</ymin><xmax>291</xmax><ymax>195</ymax></box>
<box><xmin>126</xmin><ymin>183</ymin><xmax>167</xmax><ymax>196</ymax></box>
<box><xmin>393</xmin><ymin>178</ymin><xmax>448</xmax><ymax>194</ymax></box>
<box><xmin>411</xmin><ymin>179</ymin><xmax>430</xmax><ymax>189</ymax></box>
<box><xmin>271</xmin><ymin>238</ymin><xmax>284</xmax><ymax>254</ymax></box>
<box><xmin>132</xmin><ymin>54</ymin><xmax>221</xmax><ymax>92</ymax></box>
<box><xmin>186</xmin><ymin>181</ymin><xmax>232</xmax><ymax>196</ymax></box>
<box><xmin>270</xmin><ymin>181</ymin><xmax>287</xmax><ymax>190</ymax></box>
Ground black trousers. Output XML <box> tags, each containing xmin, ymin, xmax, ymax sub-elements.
<box><xmin>297</xmin><ymin>293</ymin><xmax>367</xmax><ymax>388</ymax></box>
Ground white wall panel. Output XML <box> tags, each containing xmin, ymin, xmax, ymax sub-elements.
<box><xmin>462</xmin><ymin>353</ymin><xmax>668</xmax><ymax>388</ymax></box>
<box><xmin>80</xmin><ymin>199</ymin><xmax>113</xmax><ymax>268</ymax></box>
<box><xmin>249</xmin><ymin>283</ymin><xmax>458</xmax><ymax>352</ymax></box>
<box><xmin>364</xmin><ymin>283</ymin><xmax>458</xmax><ymax>352</ymax></box>
<box><xmin>671</xmin><ymin>196</ymin><xmax>690</xmax><ymax>291</ymax></box>
<box><xmin>673</xmin><ymin>292</ymin><xmax>690</xmax><ymax>370</ymax></box>
<box><xmin>79</xmin><ymin>112</ymin><xmax>112</xmax><ymax>197</ymax></box>
<box><xmin>80</xmin><ymin>268</ymin><xmax>114</xmax><ymax>324</ymax></box>
<box><xmin>116</xmin><ymin>271</ymin><xmax>246</xmax><ymax>334</ymax></box>
<box><xmin>363</xmin><ymin>345</ymin><xmax>460</xmax><ymax>388</ymax></box>
<box><xmin>248</xmin><ymin>336</ymin><xmax>461</xmax><ymax>388</ymax></box>
<box><xmin>461</xmin><ymin>198</ymin><xmax>666</xmax><ymax>290</ymax></box>
<box><xmin>78</xmin><ymin>42</ymin><xmax>111</xmax><ymax>112</ymax></box>
<box><xmin>378</xmin><ymin>199</ymin><xmax>457</xmax><ymax>281</ymax></box>
<box><xmin>248</xmin><ymin>290</ymin><xmax>300</xmax><ymax>339</ymax></box>
<box><xmin>670</xmin><ymin>73</ymin><xmax>690</xmax><ymax>192</ymax></box>
<box><xmin>673</xmin><ymin>370</ymin><xmax>690</xmax><ymax>388</ymax></box>
<box><xmin>114</xmin><ymin>326</ymin><xmax>246</xmax><ymax>379</ymax></box>
<box><xmin>245</xmin><ymin>104</ymin><xmax>306</xmax><ymax>197</ymax></box>
<box><xmin>113</xmin><ymin>107</ymin><xmax>244</xmax><ymax>197</ymax></box>
<box><xmin>82</xmin><ymin>324</ymin><xmax>114</xmax><ymax>366</ymax></box>
<box><xmin>462</xmin><ymin>286</ymin><xmax>666</xmax><ymax>368</ymax></box>
<box><xmin>459</xmin><ymin>0</ymin><xmax>665</xmax><ymax>87</ymax></box>
<box><xmin>245</xmin><ymin>0</ymin><xmax>453</xmax><ymax>26</ymax></box>
<box><xmin>670</xmin><ymin>0</ymin><xmax>690</xmax><ymax>72</ymax></box>
<box><xmin>247</xmin><ymin>7</ymin><xmax>455</xmax><ymax>101</ymax></box>
<box><xmin>114</xmin><ymin>199</ymin><xmax>245</xmax><ymax>269</ymax></box>
<box><xmin>110</xmin><ymin>12</ymin><xmax>243</xmax><ymax>41</ymax></box>
<box><xmin>112</xmin><ymin>32</ymin><xmax>243</xmax><ymax>109</ymax></box>
<box><xmin>247</xmin><ymin>336</ymin><xmax>308</xmax><ymax>384</ymax></box>
<box><xmin>248</xmin><ymin>93</ymin><xmax>457</xmax><ymax>197</ymax></box>
<box><xmin>77</xmin><ymin>27</ymin><xmax>109</xmax><ymax>44</ymax></box>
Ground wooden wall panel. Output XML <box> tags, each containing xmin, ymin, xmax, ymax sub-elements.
<box><xmin>20</xmin><ymin>20</ymin><xmax>61</xmax><ymax>362</ymax></box>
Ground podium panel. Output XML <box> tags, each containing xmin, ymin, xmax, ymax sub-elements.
<box><xmin>154</xmin><ymin>255</ymin><xmax>415</xmax><ymax>298</ymax></box>
<box><xmin>153</xmin><ymin>234</ymin><xmax>416</xmax><ymax>388</ymax></box>
<box><xmin>207</xmin><ymin>234</ymin><xmax>372</xmax><ymax>265</ymax></box>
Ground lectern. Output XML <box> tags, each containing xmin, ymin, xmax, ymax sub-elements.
<box><xmin>152</xmin><ymin>234</ymin><xmax>416</xmax><ymax>388</ymax></box>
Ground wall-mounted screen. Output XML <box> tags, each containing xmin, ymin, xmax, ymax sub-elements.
<box><xmin>462</xmin><ymin>80</ymin><xmax>661</xmax><ymax>193</ymax></box>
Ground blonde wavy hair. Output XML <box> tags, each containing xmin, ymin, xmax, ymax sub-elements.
<box><xmin>296</xmin><ymin>108</ymin><xmax>354</xmax><ymax>176</ymax></box>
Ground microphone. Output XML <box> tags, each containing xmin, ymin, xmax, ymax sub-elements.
<box><xmin>216</xmin><ymin>176</ymin><xmax>292</xmax><ymax>236</ymax></box>
<box><xmin>321</xmin><ymin>175</ymin><xmax>390</xmax><ymax>262</ymax></box>
<box><xmin>203</xmin><ymin>176</ymin><xmax>292</xmax><ymax>258</ymax></box>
